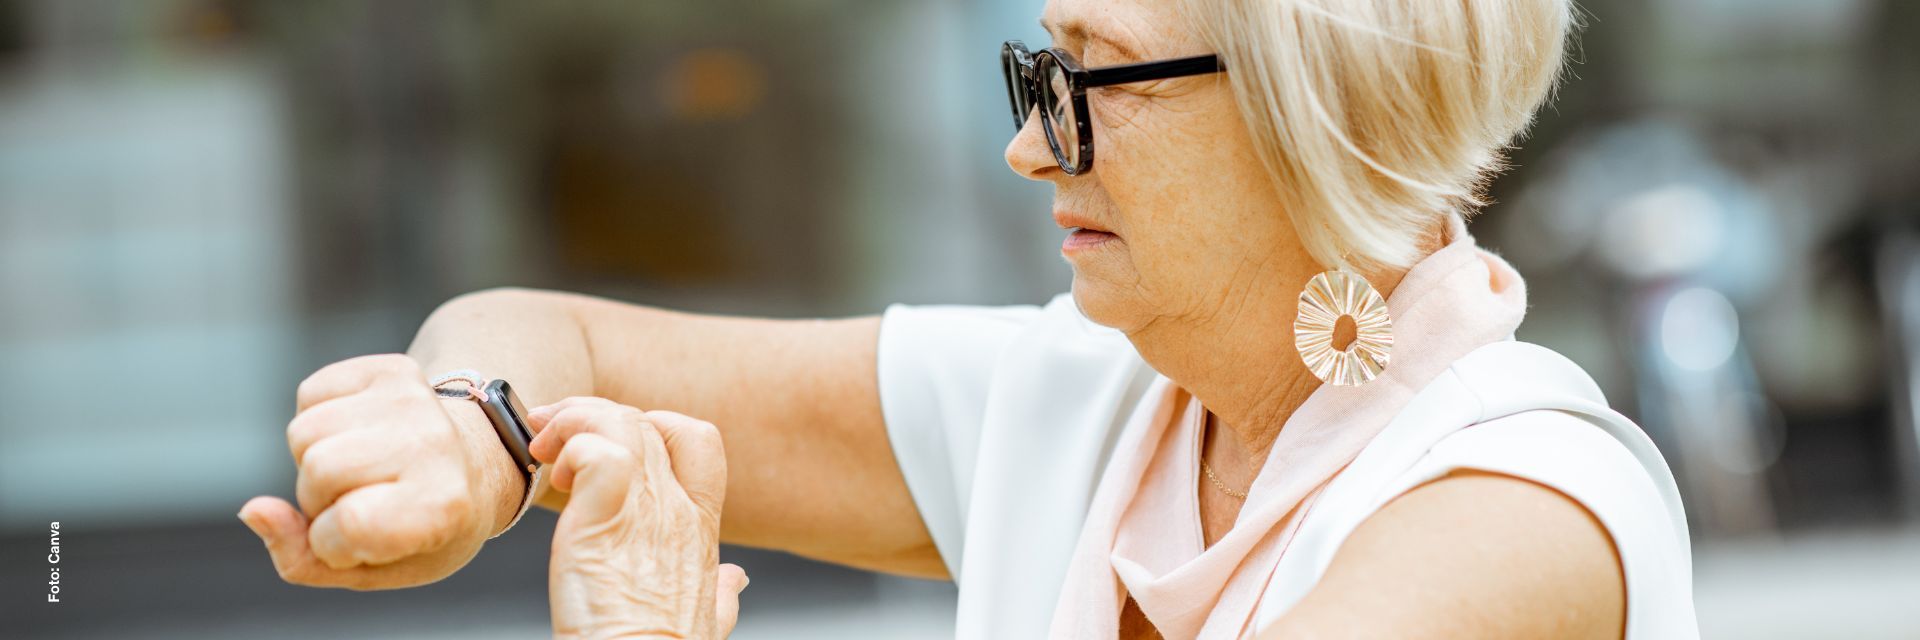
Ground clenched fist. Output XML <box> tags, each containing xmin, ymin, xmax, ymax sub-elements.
<box><xmin>238</xmin><ymin>354</ymin><xmax>522</xmax><ymax>590</ymax></box>
<box><xmin>529</xmin><ymin>397</ymin><xmax>747</xmax><ymax>639</ymax></box>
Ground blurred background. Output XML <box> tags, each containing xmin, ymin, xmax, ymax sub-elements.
<box><xmin>1</xmin><ymin>0</ymin><xmax>1916</xmax><ymax>637</ymax></box>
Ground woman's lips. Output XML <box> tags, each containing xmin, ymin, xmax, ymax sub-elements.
<box><xmin>1063</xmin><ymin>228</ymin><xmax>1119</xmax><ymax>253</ymax></box>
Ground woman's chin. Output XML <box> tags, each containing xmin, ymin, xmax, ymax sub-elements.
<box><xmin>1067</xmin><ymin>275</ymin><xmax>1135</xmax><ymax>330</ymax></box>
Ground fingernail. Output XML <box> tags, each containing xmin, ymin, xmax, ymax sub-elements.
<box><xmin>237</xmin><ymin>510</ymin><xmax>269</xmax><ymax>540</ymax></box>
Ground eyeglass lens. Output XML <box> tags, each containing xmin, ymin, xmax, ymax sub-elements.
<box><xmin>1003</xmin><ymin>47</ymin><xmax>1029</xmax><ymax>129</ymax></box>
<box><xmin>1002</xmin><ymin>45</ymin><xmax>1082</xmax><ymax>172</ymax></box>
<box><xmin>1040</xmin><ymin>57</ymin><xmax>1079</xmax><ymax>170</ymax></box>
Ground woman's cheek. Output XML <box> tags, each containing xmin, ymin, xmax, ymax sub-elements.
<box><xmin>1091</xmin><ymin>91</ymin><xmax>1153</xmax><ymax>134</ymax></box>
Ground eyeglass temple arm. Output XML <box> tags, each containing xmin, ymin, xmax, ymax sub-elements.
<box><xmin>1083</xmin><ymin>54</ymin><xmax>1223</xmax><ymax>87</ymax></box>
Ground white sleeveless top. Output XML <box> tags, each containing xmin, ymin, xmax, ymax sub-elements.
<box><xmin>876</xmin><ymin>293</ymin><xmax>1698</xmax><ymax>638</ymax></box>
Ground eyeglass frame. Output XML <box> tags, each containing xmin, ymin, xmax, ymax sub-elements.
<box><xmin>1001</xmin><ymin>40</ymin><xmax>1224</xmax><ymax>176</ymax></box>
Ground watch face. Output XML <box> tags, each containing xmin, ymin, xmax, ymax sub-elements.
<box><xmin>481</xmin><ymin>379</ymin><xmax>538</xmax><ymax>471</ymax></box>
<box><xmin>490</xmin><ymin>379</ymin><xmax>531</xmax><ymax>439</ymax></box>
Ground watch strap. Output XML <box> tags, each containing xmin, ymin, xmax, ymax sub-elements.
<box><xmin>430</xmin><ymin>368</ymin><xmax>542</xmax><ymax>538</ymax></box>
<box><xmin>430</xmin><ymin>369</ymin><xmax>489</xmax><ymax>400</ymax></box>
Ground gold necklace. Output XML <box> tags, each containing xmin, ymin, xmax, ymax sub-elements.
<box><xmin>1201</xmin><ymin>459</ymin><xmax>1248</xmax><ymax>500</ymax></box>
<box><xmin>1199</xmin><ymin>411</ymin><xmax>1249</xmax><ymax>500</ymax></box>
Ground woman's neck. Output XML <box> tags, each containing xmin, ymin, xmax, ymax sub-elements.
<box><xmin>1129</xmin><ymin>261</ymin><xmax>1412</xmax><ymax>464</ymax></box>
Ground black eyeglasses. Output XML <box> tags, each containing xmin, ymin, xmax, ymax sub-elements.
<box><xmin>1001</xmin><ymin>40</ymin><xmax>1223</xmax><ymax>176</ymax></box>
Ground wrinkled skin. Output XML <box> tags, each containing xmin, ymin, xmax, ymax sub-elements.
<box><xmin>238</xmin><ymin>355</ymin><xmax>746</xmax><ymax>637</ymax></box>
<box><xmin>528</xmin><ymin>397</ymin><xmax>747</xmax><ymax>639</ymax></box>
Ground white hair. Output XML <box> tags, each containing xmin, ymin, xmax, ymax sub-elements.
<box><xmin>1181</xmin><ymin>0</ymin><xmax>1577</xmax><ymax>272</ymax></box>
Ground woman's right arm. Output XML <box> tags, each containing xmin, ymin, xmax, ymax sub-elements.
<box><xmin>241</xmin><ymin>287</ymin><xmax>946</xmax><ymax>590</ymax></box>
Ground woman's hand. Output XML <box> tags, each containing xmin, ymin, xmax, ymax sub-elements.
<box><xmin>529</xmin><ymin>397</ymin><xmax>748</xmax><ymax>639</ymax></box>
<box><xmin>239</xmin><ymin>354</ymin><xmax>523</xmax><ymax>590</ymax></box>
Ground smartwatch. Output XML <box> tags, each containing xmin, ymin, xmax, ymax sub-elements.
<box><xmin>430</xmin><ymin>369</ymin><xmax>544</xmax><ymax>538</ymax></box>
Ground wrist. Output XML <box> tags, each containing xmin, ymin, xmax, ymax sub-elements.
<box><xmin>443</xmin><ymin>398</ymin><xmax>527</xmax><ymax>536</ymax></box>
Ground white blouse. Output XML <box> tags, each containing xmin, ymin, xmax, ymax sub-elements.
<box><xmin>876</xmin><ymin>293</ymin><xmax>1698</xmax><ymax>638</ymax></box>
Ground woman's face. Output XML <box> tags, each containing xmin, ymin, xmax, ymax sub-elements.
<box><xmin>1007</xmin><ymin>0</ymin><xmax>1313</xmax><ymax>335</ymax></box>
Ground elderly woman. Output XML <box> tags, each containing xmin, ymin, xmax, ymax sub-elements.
<box><xmin>238</xmin><ymin>0</ymin><xmax>1698</xmax><ymax>637</ymax></box>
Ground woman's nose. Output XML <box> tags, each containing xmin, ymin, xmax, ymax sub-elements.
<box><xmin>1005</xmin><ymin>109</ymin><xmax>1063</xmax><ymax>182</ymax></box>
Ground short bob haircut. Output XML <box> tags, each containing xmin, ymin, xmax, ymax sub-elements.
<box><xmin>1182</xmin><ymin>0</ymin><xmax>1576</xmax><ymax>273</ymax></box>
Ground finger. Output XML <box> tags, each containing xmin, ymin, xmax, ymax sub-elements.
<box><xmin>239</xmin><ymin>496</ymin><xmax>376</xmax><ymax>588</ymax></box>
<box><xmin>240</xmin><ymin>495</ymin><xmax>456</xmax><ymax>590</ymax></box>
<box><xmin>296</xmin><ymin>354</ymin><xmax>423</xmax><ymax>413</ymax></box>
<box><xmin>307</xmin><ymin>482</ymin><xmax>469</xmax><ymax>569</ymax></box>
<box><xmin>524</xmin><ymin>396</ymin><xmax>617</xmax><ymax>434</ymax></box>
<box><xmin>549</xmin><ymin>432</ymin><xmax>640</xmax><ymax>524</ymax></box>
<box><xmin>639</xmin><ymin>410</ymin><xmax>728</xmax><ymax>520</ymax></box>
<box><xmin>294</xmin><ymin>429</ymin><xmax>411</xmax><ymax>518</ymax></box>
<box><xmin>285</xmin><ymin>398</ymin><xmax>363</xmax><ymax>464</ymax></box>
<box><xmin>714</xmin><ymin>562</ymin><xmax>749</xmax><ymax>637</ymax></box>
<box><xmin>530</xmin><ymin>403</ymin><xmax>666</xmax><ymax>467</ymax></box>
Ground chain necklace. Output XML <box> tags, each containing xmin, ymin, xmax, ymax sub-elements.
<box><xmin>1199</xmin><ymin>410</ymin><xmax>1249</xmax><ymax>500</ymax></box>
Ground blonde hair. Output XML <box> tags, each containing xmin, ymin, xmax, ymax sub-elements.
<box><xmin>1181</xmin><ymin>0</ymin><xmax>1576</xmax><ymax>272</ymax></box>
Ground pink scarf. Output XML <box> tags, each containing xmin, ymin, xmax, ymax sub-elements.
<box><xmin>1048</xmin><ymin>217</ymin><xmax>1528</xmax><ymax>638</ymax></box>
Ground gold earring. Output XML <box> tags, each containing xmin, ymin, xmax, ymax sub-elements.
<box><xmin>1293</xmin><ymin>269</ymin><xmax>1393</xmax><ymax>386</ymax></box>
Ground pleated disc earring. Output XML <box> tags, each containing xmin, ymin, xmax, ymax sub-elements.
<box><xmin>1293</xmin><ymin>270</ymin><xmax>1393</xmax><ymax>386</ymax></box>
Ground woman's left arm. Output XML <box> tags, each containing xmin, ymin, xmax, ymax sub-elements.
<box><xmin>1265</xmin><ymin>471</ymin><xmax>1626</xmax><ymax>639</ymax></box>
